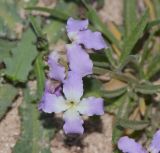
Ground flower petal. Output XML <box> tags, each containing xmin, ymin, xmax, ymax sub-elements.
<box><xmin>118</xmin><ymin>136</ymin><xmax>147</xmax><ymax>153</ymax></box>
<box><xmin>45</xmin><ymin>79</ymin><xmax>62</xmax><ymax>96</ymax></box>
<box><xmin>149</xmin><ymin>129</ymin><xmax>160</xmax><ymax>153</ymax></box>
<box><xmin>48</xmin><ymin>51</ymin><xmax>66</xmax><ymax>81</ymax></box>
<box><xmin>66</xmin><ymin>17</ymin><xmax>88</xmax><ymax>33</ymax></box>
<box><xmin>63</xmin><ymin>109</ymin><xmax>84</xmax><ymax>134</ymax></box>
<box><xmin>77</xmin><ymin>97</ymin><xmax>104</xmax><ymax>116</ymax></box>
<box><xmin>63</xmin><ymin>71</ymin><xmax>83</xmax><ymax>102</ymax></box>
<box><xmin>40</xmin><ymin>91</ymin><xmax>67</xmax><ymax>113</ymax></box>
<box><xmin>77</xmin><ymin>30</ymin><xmax>107</xmax><ymax>50</ymax></box>
<box><xmin>67</xmin><ymin>44</ymin><xmax>93</xmax><ymax>77</ymax></box>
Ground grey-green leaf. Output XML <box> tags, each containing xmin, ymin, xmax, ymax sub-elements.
<box><xmin>117</xmin><ymin>118</ymin><xmax>149</xmax><ymax>130</ymax></box>
<box><xmin>134</xmin><ymin>84</ymin><xmax>160</xmax><ymax>94</ymax></box>
<box><xmin>34</xmin><ymin>54</ymin><xmax>45</xmax><ymax>99</ymax></box>
<box><xmin>120</xmin><ymin>11</ymin><xmax>148</xmax><ymax>65</ymax></box>
<box><xmin>0</xmin><ymin>39</ymin><xmax>17</xmax><ymax>62</ymax></box>
<box><xmin>4</xmin><ymin>29</ymin><xmax>38</xmax><ymax>82</ymax></box>
<box><xmin>0</xmin><ymin>84</ymin><xmax>17</xmax><ymax>119</ymax></box>
<box><xmin>102</xmin><ymin>87</ymin><xmax>127</xmax><ymax>98</ymax></box>
<box><xmin>124</xmin><ymin>0</ymin><xmax>137</xmax><ymax>36</ymax></box>
<box><xmin>146</xmin><ymin>54</ymin><xmax>160</xmax><ymax>79</ymax></box>
<box><xmin>13</xmin><ymin>88</ymin><xmax>55</xmax><ymax>153</ymax></box>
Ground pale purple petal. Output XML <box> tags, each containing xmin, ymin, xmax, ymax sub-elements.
<box><xmin>77</xmin><ymin>30</ymin><xmax>107</xmax><ymax>50</ymax></box>
<box><xmin>149</xmin><ymin>129</ymin><xmax>160</xmax><ymax>153</ymax></box>
<box><xmin>66</xmin><ymin>44</ymin><xmax>93</xmax><ymax>77</ymax></box>
<box><xmin>63</xmin><ymin>109</ymin><xmax>84</xmax><ymax>134</ymax></box>
<box><xmin>40</xmin><ymin>91</ymin><xmax>67</xmax><ymax>113</ymax></box>
<box><xmin>48</xmin><ymin>52</ymin><xmax>66</xmax><ymax>81</ymax></box>
<box><xmin>45</xmin><ymin>79</ymin><xmax>62</xmax><ymax>96</ymax></box>
<box><xmin>63</xmin><ymin>71</ymin><xmax>83</xmax><ymax>102</ymax></box>
<box><xmin>118</xmin><ymin>136</ymin><xmax>147</xmax><ymax>153</ymax></box>
<box><xmin>77</xmin><ymin>97</ymin><xmax>104</xmax><ymax>116</ymax></box>
<box><xmin>66</xmin><ymin>17</ymin><xmax>88</xmax><ymax>33</ymax></box>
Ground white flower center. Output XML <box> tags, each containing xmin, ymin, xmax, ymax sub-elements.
<box><xmin>68</xmin><ymin>32</ymin><xmax>79</xmax><ymax>42</ymax></box>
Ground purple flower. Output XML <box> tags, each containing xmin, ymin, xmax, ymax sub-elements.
<box><xmin>41</xmin><ymin>71</ymin><xmax>104</xmax><ymax>134</ymax></box>
<box><xmin>66</xmin><ymin>17</ymin><xmax>107</xmax><ymax>50</ymax></box>
<box><xmin>39</xmin><ymin>44</ymin><xmax>93</xmax><ymax>110</ymax></box>
<box><xmin>149</xmin><ymin>130</ymin><xmax>160</xmax><ymax>153</ymax></box>
<box><xmin>49</xmin><ymin>44</ymin><xmax>93</xmax><ymax>79</ymax></box>
<box><xmin>117</xmin><ymin>129</ymin><xmax>160</xmax><ymax>153</ymax></box>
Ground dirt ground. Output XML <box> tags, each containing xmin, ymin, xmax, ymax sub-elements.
<box><xmin>0</xmin><ymin>0</ymin><xmax>125</xmax><ymax>152</ymax></box>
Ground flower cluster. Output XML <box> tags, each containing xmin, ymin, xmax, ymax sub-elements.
<box><xmin>39</xmin><ymin>18</ymin><xmax>107</xmax><ymax>134</ymax></box>
<box><xmin>117</xmin><ymin>129</ymin><xmax>160</xmax><ymax>153</ymax></box>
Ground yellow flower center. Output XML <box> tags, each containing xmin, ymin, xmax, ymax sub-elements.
<box><xmin>67</xmin><ymin>101</ymin><xmax>76</xmax><ymax>108</ymax></box>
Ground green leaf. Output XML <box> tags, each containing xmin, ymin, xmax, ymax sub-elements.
<box><xmin>0</xmin><ymin>0</ymin><xmax>21</xmax><ymax>39</ymax></box>
<box><xmin>134</xmin><ymin>84</ymin><xmax>160</xmax><ymax>94</ymax></box>
<box><xmin>112</xmin><ymin>93</ymin><xmax>134</xmax><ymax>144</ymax></box>
<box><xmin>29</xmin><ymin>16</ymin><xmax>43</xmax><ymax>37</ymax></box>
<box><xmin>27</xmin><ymin>1</ymin><xmax>78</xmax><ymax>21</ymax></box>
<box><xmin>34</xmin><ymin>54</ymin><xmax>45</xmax><ymax>99</ymax></box>
<box><xmin>112</xmin><ymin>125</ymin><xmax>124</xmax><ymax>144</ymax></box>
<box><xmin>124</xmin><ymin>0</ymin><xmax>137</xmax><ymax>36</ymax></box>
<box><xmin>145</xmin><ymin>54</ymin><xmax>160</xmax><ymax>79</ymax></box>
<box><xmin>13</xmin><ymin>88</ymin><xmax>55</xmax><ymax>153</ymax></box>
<box><xmin>153</xmin><ymin>0</ymin><xmax>160</xmax><ymax>18</ymax></box>
<box><xmin>93</xmin><ymin>61</ymin><xmax>109</xmax><ymax>68</ymax></box>
<box><xmin>4</xmin><ymin>29</ymin><xmax>38</xmax><ymax>82</ymax></box>
<box><xmin>117</xmin><ymin>118</ymin><xmax>149</xmax><ymax>130</ymax></box>
<box><xmin>0</xmin><ymin>84</ymin><xmax>17</xmax><ymax>119</ymax></box>
<box><xmin>120</xmin><ymin>11</ymin><xmax>148</xmax><ymax>65</ymax></box>
<box><xmin>43</xmin><ymin>20</ymin><xmax>66</xmax><ymax>44</ymax></box>
<box><xmin>147</xmin><ymin>19</ymin><xmax>160</xmax><ymax>29</ymax></box>
<box><xmin>93</xmin><ymin>67</ymin><xmax>138</xmax><ymax>84</ymax></box>
<box><xmin>104</xmin><ymin>48</ymin><xmax>117</xmax><ymax>68</ymax></box>
<box><xmin>102</xmin><ymin>87</ymin><xmax>127</xmax><ymax>98</ymax></box>
<box><xmin>84</xmin><ymin>78</ymin><xmax>103</xmax><ymax>97</ymax></box>
<box><xmin>26</xmin><ymin>7</ymin><xmax>69</xmax><ymax>21</ymax></box>
<box><xmin>29</xmin><ymin>16</ymin><xmax>49</xmax><ymax>51</ymax></box>
<box><xmin>81</xmin><ymin>0</ymin><xmax>121</xmax><ymax>50</ymax></box>
<box><xmin>0</xmin><ymin>39</ymin><xmax>17</xmax><ymax>62</ymax></box>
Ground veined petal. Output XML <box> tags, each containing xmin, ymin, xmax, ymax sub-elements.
<box><xmin>66</xmin><ymin>44</ymin><xmax>93</xmax><ymax>77</ymax></box>
<box><xmin>63</xmin><ymin>71</ymin><xmax>83</xmax><ymax>102</ymax></box>
<box><xmin>66</xmin><ymin>17</ymin><xmax>88</xmax><ymax>33</ymax></box>
<box><xmin>118</xmin><ymin>136</ymin><xmax>147</xmax><ymax>153</ymax></box>
<box><xmin>40</xmin><ymin>91</ymin><xmax>67</xmax><ymax>113</ymax></box>
<box><xmin>77</xmin><ymin>97</ymin><xmax>104</xmax><ymax>116</ymax></box>
<box><xmin>77</xmin><ymin>30</ymin><xmax>107</xmax><ymax>50</ymax></box>
<box><xmin>48</xmin><ymin>51</ymin><xmax>66</xmax><ymax>81</ymax></box>
<box><xmin>63</xmin><ymin>109</ymin><xmax>84</xmax><ymax>134</ymax></box>
<box><xmin>45</xmin><ymin>79</ymin><xmax>62</xmax><ymax>96</ymax></box>
<box><xmin>149</xmin><ymin>129</ymin><xmax>160</xmax><ymax>153</ymax></box>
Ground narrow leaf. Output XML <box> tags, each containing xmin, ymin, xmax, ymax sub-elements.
<box><xmin>34</xmin><ymin>54</ymin><xmax>45</xmax><ymax>99</ymax></box>
<box><xmin>135</xmin><ymin>84</ymin><xmax>160</xmax><ymax>94</ymax></box>
<box><xmin>147</xmin><ymin>19</ymin><xmax>160</xmax><ymax>29</ymax></box>
<box><xmin>120</xmin><ymin>11</ymin><xmax>148</xmax><ymax>65</ymax></box>
<box><xmin>153</xmin><ymin>0</ymin><xmax>160</xmax><ymax>18</ymax></box>
<box><xmin>104</xmin><ymin>48</ymin><xmax>117</xmax><ymax>68</ymax></box>
<box><xmin>117</xmin><ymin>118</ymin><xmax>149</xmax><ymax>130</ymax></box>
<box><xmin>146</xmin><ymin>54</ymin><xmax>160</xmax><ymax>79</ymax></box>
<box><xmin>102</xmin><ymin>87</ymin><xmax>127</xmax><ymax>98</ymax></box>
<box><xmin>27</xmin><ymin>7</ymin><xmax>70</xmax><ymax>21</ymax></box>
<box><xmin>124</xmin><ymin>0</ymin><xmax>137</xmax><ymax>36</ymax></box>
